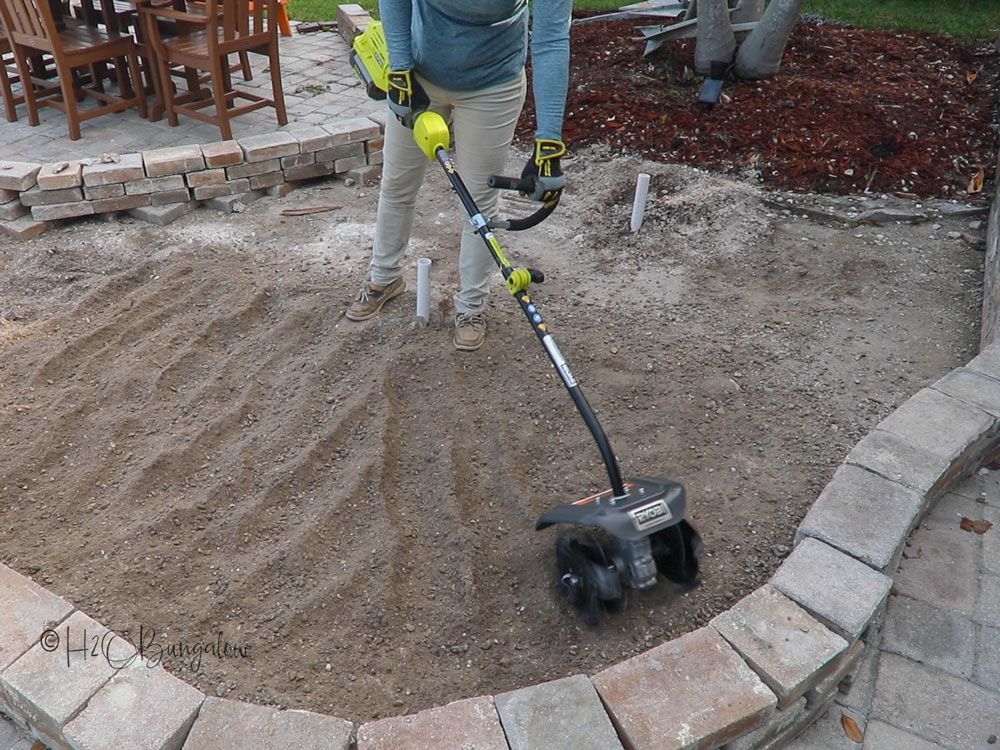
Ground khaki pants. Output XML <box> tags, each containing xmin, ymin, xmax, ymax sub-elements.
<box><xmin>369</xmin><ymin>71</ymin><xmax>527</xmax><ymax>315</ymax></box>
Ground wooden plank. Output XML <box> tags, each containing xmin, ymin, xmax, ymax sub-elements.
<box><xmin>638</xmin><ymin>17</ymin><xmax>696</xmax><ymax>40</ymax></box>
<box><xmin>619</xmin><ymin>0</ymin><xmax>687</xmax><ymax>11</ymax></box>
<box><xmin>641</xmin><ymin>20</ymin><xmax>756</xmax><ymax>56</ymax></box>
<box><xmin>640</xmin><ymin>19</ymin><xmax>756</xmax><ymax>43</ymax></box>
<box><xmin>576</xmin><ymin>8</ymin><xmax>685</xmax><ymax>24</ymax></box>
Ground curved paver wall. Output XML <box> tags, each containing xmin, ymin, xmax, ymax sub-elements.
<box><xmin>0</xmin><ymin>128</ymin><xmax>997</xmax><ymax>750</ymax></box>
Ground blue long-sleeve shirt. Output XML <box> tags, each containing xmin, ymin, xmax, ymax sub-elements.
<box><xmin>378</xmin><ymin>0</ymin><xmax>571</xmax><ymax>141</ymax></box>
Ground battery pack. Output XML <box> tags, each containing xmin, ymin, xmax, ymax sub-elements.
<box><xmin>350</xmin><ymin>48</ymin><xmax>386</xmax><ymax>101</ymax></box>
<box><xmin>351</xmin><ymin>21</ymin><xmax>390</xmax><ymax>100</ymax></box>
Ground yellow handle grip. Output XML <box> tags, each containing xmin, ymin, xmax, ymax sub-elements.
<box><xmin>413</xmin><ymin>111</ymin><xmax>450</xmax><ymax>160</ymax></box>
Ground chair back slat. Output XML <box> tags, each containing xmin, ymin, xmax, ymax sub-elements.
<box><xmin>0</xmin><ymin>0</ymin><xmax>59</xmax><ymax>50</ymax></box>
<box><xmin>209</xmin><ymin>0</ymin><xmax>274</xmax><ymax>51</ymax></box>
<box><xmin>247</xmin><ymin>0</ymin><xmax>266</xmax><ymax>36</ymax></box>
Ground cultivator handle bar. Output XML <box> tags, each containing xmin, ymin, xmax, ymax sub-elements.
<box><xmin>486</xmin><ymin>175</ymin><xmax>533</xmax><ymax>193</ymax></box>
<box><xmin>486</xmin><ymin>175</ymin><xmax>560</xmax><ymax>231</ymax></box>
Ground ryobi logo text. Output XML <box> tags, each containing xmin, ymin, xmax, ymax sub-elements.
<box><xmin>628</xmin><ymin>499</ymin><xmax>673</xmax><ymax>531</ymax></box>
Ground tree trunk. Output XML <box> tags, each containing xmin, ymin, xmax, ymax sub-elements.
<box><xmin>734</xmin><ymin>0</ymin><xmax>806</xmax><ymax>79</ymax></box>
<box><xmin>694</xmin><ymin>0</ymin><xmax>736</xmax><ymax>76</ymax></box>
<box><xmin>731</xmin><ymin>0</ymin><xmax>764</xmax><ymax>43</ymax></box>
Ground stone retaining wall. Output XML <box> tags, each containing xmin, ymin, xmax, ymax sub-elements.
<box><xmin>0</xmin><ymin>117</ymin><xmax>385</xmax><ymax>241</ymax></box>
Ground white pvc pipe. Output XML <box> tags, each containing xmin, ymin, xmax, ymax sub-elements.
<box><xmin>416</xmin><ymin>257</ymin><xmax>432</xmax><ymax>321</ymax></box>
<box><xmin>630</xmin><ymin>172</ymin><xmax>651</xmax><ymax>233</ymax></box>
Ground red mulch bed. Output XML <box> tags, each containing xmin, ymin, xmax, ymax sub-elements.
<box><xmin>518</xmin><ymin>16</ymin><xmax>999</xmax><ymax>199</ymax></box>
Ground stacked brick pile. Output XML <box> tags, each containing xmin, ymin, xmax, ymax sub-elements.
<box><xmin>0</xmin><ymin>117</ymin><xmax>384</xmax><ymax>241</ymax></box>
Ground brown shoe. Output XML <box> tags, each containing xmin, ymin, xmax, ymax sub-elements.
<box><xmin>454</xmin><ymin>311</ymin><xmax>486</xmax><ymax>351</ymax></box>
<box><xmin>346</xmin><ymin>277</ymin><xmax>406</xmax><ymax>321</ymax></box>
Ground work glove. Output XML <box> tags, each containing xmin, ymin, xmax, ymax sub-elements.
<box><xmin>520</xmin><ymin>139</ymin><xmax>567</xmax><ymax>203</ymax></box>
<box><xmin>387</xmin><ymin>70</ymin><xmax>430</xmax><ymax>129</ymax></box>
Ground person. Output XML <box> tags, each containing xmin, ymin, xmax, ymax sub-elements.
<box><xmin>345</xmin><ymin>0</ymin><xmax>572</xmax><ymax>351</ymax></box>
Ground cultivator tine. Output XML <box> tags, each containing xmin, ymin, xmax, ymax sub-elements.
<box><xmin>556</xmin><ymin>533</ymin><xmax>626</xmax><ymax>627</ymax></box>
<box><xmin>649</xmin><ymin>519</ymin><xmax>703</xmax><ymax>586</ymax></box>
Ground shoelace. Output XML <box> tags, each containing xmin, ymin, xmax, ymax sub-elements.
<box><xmin>456</xmin><ymin>312</ymin><xmax>484</xmax><ymax>328</ymax></box>
<box><xmin>356</xmin><ymin>284</ymin><xmax>390</xmax><ymax>303</ymax></box>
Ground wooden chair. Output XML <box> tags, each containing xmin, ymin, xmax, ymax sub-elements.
<box><xmin>1</xmin><ymin>19</ymin><xmax>63</xmax><ymax>122</ymax></box>
<box><xmin>0</xmin><ymin>0</ymin><xmax>146</xmax><ymax>138</ymax></box>
<box><xmin>140</xmin><ymin>0</ymin><xmax>286</xmax><ymax>140</ymax></box>
<box><xmin>248</xmin><ymin>0</ymin><xmax>288</xmax><ymax>37</ymax></box>
<box><xmin>273</xmin><ymin>0</ymin><xmax>289</xmax><ymax>37</ymax></box>
<box><xmin>185</xmin><ymin>0</ymin><xmax>251</xmax><ymax>79</ymax></box>
<box><xmin>0</xmin><ymin>25</ymin><xmax>19</xmax><ymax>121</ymax></box>
<box><xmin>74</xmin><ymin>0</ymin><xmax>252</xmax><ymax>84</ymax></box>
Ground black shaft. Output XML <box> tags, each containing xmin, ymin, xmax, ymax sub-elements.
<box><xmin>435</xmin><ymin>148</ymin><xmax>627</xmax><ymax>497</ymax></box>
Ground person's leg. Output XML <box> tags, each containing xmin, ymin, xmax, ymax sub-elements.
<box><xmin>451</xmin><ymin>71</ymin><xmax>527</xmax><ymax>316</ymax></box>
<box><xmin>369</xmin><ymin>110</ymin><xmax>431</xmax><ymax>287</ymax></box>
<box><xmin>347</xmin><ymin>79</ymin><xmax>451</xmax><ymax>321</ymax></box>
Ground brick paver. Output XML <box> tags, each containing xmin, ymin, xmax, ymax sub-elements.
<box><xmin>0</xmin><ymin>566</ymin><xmax>73</xmax><ymax>672</ymax></box>
<box><xmin>356</xmin><ymin>696</ymin><xmax>508</xmax><ymax>750</ymax></box>
<box><xmin>592</xmin><ymin>627</ymin><xmax>776</xmax><ymax>750</ymax></box>
<box><xmin>180</xmin><ymin>697</ymin><xmax>352</xmax><ymax>750</ymax></box>
<box><xmin>770</xmin><ymin>537</ymin><xmax>892</xmax><ymax>640</ymax></box>
<box><xmin>493</xmin><ymin>674</ymin><xmax>623</xmax><ymax>750</ymax></box>
<box><xmin>711</xmin><ymin>584</ymin><xmax>848</xmax><ymax>708</ymax></box>
<box><xmin>796</xmin><ymin>464</ymin><xmax>923</xmax><ymax>571</ymax></box>
<box><xmin>1</xmin><ymin>611</ymin><xmax>125</xmax><ymax>749</ymax></box>
<box><xmin>870</xmin><ymin>652</ymin><xmax>1000</xmax><ymax>749</ymax></box>
<box><xmin>62</xmin><ymin>660</ymin><xmax>204</xmax><ymax>750</ymax></box>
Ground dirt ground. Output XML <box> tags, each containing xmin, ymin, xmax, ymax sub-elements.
<box><xmin>0</xmin><ymin>19</ymin><xmax>994</xmax><ymax>723</ymax></box>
